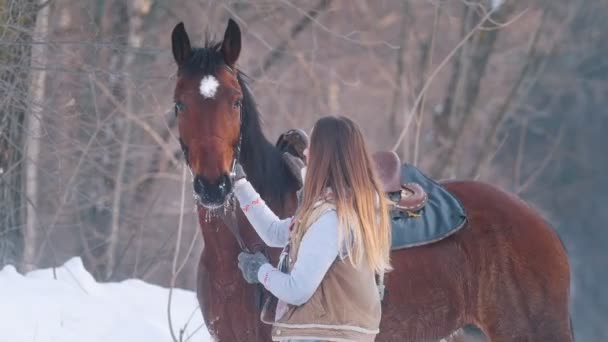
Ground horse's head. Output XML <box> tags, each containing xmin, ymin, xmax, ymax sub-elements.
<box><xmin>171</xmin><ymin>20</ymin><xmax>243</xmax><ymax>208</ymax></box>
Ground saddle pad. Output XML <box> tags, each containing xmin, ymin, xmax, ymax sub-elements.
<box><xmin>390</xmin><ymin>164</ymin><xmax>467</xmax><ymax>250</ymax></box>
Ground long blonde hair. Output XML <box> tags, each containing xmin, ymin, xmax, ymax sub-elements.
<box><xmin>292</xmin><ymin>116</ymin><xmax>392</xmax><ymax>274</ymax></box>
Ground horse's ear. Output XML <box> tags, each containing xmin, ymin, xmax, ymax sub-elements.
<box><xmin>221</xmin><ymin>19</ymin><xmax>241</xmax><ymax>68</ymax></box>
<box><xmin>172</xmin><ymin>22</ymin><xmax>191</xmax><ymax>66</ymax></box>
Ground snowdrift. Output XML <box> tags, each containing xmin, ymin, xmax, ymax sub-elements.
<box><xmin>0</xmin><ymin>257</ymin><xmax>212</xmax><ymax>342</ymax></box>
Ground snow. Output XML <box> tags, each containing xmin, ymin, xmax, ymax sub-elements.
<box><xmin>0</xmin><ymin>257</ymin><xmax>212</xmax><ymax>342</ymax></box>
<box><xmin>199</xmin><ymin>75</ymin><xmax>219</xmax><ymax>99</ymax></box>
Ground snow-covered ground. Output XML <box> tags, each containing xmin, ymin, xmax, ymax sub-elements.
<box><xmin>0</xmin><ymin>257</ymin><xmax>212</xmax><ymax>342</ymax></box>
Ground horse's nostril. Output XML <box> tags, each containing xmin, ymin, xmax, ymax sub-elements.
<box><xmin>217</xmin><ymin>174</ymin><xmax>233</xmax><ymax>197</ymax></box>
<box><xmin>193</xmin><ymin>174</ymin><xmax>232</xmax><ymax>205</ymax></box>
<box><xmin>193</xmin><ymin>176</ymin><xmax>206</xmax><ymax>195</ymax></box>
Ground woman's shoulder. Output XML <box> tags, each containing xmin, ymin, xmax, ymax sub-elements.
<box><xmin>304</xmin><ymin>209</ymin><xmax>339</xmax><ymax>244</ymax></box>
<box><xmin>309</xmin><ymin>203</ymin><xmax>337</xmax><ymax>225</ymax></box>
<box><xmin>317</xmin><ymin>207</ymin><xmax>338</xmax><ymax>223</ymax></box>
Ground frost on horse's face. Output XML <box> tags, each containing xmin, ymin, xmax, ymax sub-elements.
<box><xmin>171</xmin><ymin>20</ymin><xmax>243</xmax><ymax>208</ymax></box>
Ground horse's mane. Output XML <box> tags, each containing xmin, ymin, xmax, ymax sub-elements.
<box><xmin>181</xmin><ymin>40</ymin><xmax>295</xmax><ymax>204</ymax></box>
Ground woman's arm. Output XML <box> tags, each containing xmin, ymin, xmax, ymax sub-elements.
<box><xmin>257</xmin><ymin>211</ymin><xmax>339</xmax><ymax>305</ymax></box>
<box><xmin>233</xmin><ymin>178</ymin><xmax>292</xmax><ymax>248</ymax></box>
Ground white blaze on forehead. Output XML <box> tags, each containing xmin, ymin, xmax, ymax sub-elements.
<box><xmin>199</xmin><ymin>75</ymin><xmax>219</xmax><ymax>99</ymax></box>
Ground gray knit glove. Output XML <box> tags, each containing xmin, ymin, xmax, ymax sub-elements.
<box><xmin>237</xmin><ymin>251</ymin><xmax>269</xmax><ymax>284</ymax></box>
<box><xmin>233</xmin><ymin>162</ymin><xmax>247</xmax><ymax>182</ymax></box>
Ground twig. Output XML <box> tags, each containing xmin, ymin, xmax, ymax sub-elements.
<box><xmin>167</xmin><ymin>164</ymin><xmax>188</xmax><ymax>342</ymax></box>
<box><xmin>176</xmin><ymin>229</ymin><xmax>198</xmax><ymax>276</ymax></box>
<box><xmin>388</xmin><ymin>1</ymin><xmax>409</xmax><ymax>141</ymax></box>
<box><xmin>36</xmin><ymin>72</ymin><xmax>118</xmax><ymax>264</ymax></box>
<box><xmin>279</xmin><ymin>0</ymin><xmax>399</xmax><ymax>49</ymax></box>
<box><xmin>480</xmin><ymin>8</ymin><xmax>529</xmax><ymax>30</ymax></box>
<box><xmin>516</xmin><ymin>125</ymin><xmax>564</xmax><ymax>195</ymax></box>
<box><xmin>413</xmin><ymin>1</ymin><xmax>441</xmax><ymax>166</ymax></box>
<box><xmin>92</xmin><ymin>78</ymin><xmax>180</xmax><ymax>167</ymax></box>
<box><xmin>132</xmin><ymin>194</ymin><xmax>163</xmax><ymax>278</ymax></box>
<box><xmin>185</xmin><ymin>322</ymin><xmax>207</xmax><ymax>342</ymax></box>
<box><xmin>392</xmin><ymin>6</ymin><xmax>497</xmax><ymax>152</ymax></box>
<box><xmin>469</xmin><ymin>2</ymin><xmax>582</xmax><ymax>179</ymax></box>
<box><xmin>107</xmin><ymin>107</ymin><xmax>132</xmax><ymax>281</ymax></box>
<box><xmin>513</xmin><ymin>118</ymin><xmax>528</xmax><ymax>188</ymax></box>
<box><xmin>222</xmin><ymin>0</ymin><xmax>333</xmax><ymax>81</ymax></box>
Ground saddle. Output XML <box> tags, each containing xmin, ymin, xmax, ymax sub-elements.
<box><xmin>372</xmin><ymin>151</ymin><xmax>467</xmax><ymax>250</ymax></box>
<box><xmin>372</xmin><ymin>151</ymin><xmax>428</xmax><ymax>212</ymax></box>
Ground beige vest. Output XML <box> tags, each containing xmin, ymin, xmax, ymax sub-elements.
<box><xmin>263</xmin><ymin>202</ymin><xmax>382</xmax><ymax>342</ymax></box>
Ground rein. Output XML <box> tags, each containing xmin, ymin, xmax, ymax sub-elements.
<box><xmin>220</xmin><ymin>95</ymin><xmax>266</xmax><ymax>311</ymax></box>
<box><xmin>223</xmin><ymin>72</ymin><xmax>249</xmax><ymax>253</ymax></box>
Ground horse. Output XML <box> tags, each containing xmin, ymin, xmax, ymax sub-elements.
<box><xmin>170</xmin><ymin>19</ymin><xmax>574</xmax><ymax>342</ymax></box>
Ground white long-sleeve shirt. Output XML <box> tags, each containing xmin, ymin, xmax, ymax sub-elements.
<box><xmin>233</xmin><ymin>178</ymin><xmax>340</xmax><ymax>306</ymax></box>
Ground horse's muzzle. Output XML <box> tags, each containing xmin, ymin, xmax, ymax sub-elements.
<box><xmin>193</xmin><ymin>174</ymin><xmax>233</xmax><ymax>206</ymax></box>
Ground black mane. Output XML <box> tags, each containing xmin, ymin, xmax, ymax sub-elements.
<box><xmin>181</xmin><ymin>41</ymin><xmax>296</xmax><ymax>205</ymax></box>
<box><xmin>179</xmin><ymin>40</ymin><xmax>223</xmax><ymax>76</ymax></box>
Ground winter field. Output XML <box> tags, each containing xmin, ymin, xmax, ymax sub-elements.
<box><xmin>0</xmin><ymin>258</ymin><xmax>212</xmax><ymax>342</ymax></box>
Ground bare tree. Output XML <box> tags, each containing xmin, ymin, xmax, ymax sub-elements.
<box><xmin>0</xmin><ymin>0</ymin><xmax>38</xmax><ymax>270</ymax></box>
<box><xmin>23</xmin><ymin>0</ymin><xmax>50</xmax><ymax>271</ymax></box>
<box><xmin>0</xmin><ymin>1</ymin><xmax>604</xmax><ymax>338</ymax></box>
<box><xmin>429</xmin><ymin>0</ymin><xmax>518</xmax><ymax>178</ymax></box>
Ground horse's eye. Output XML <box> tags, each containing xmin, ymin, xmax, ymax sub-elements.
<box><xmin>233</xmin><ymin>99</ymin><xmax>242</xmax><ymax>109</ymax></box>
<box><xmin>175</xmin><ymin>101</ymin><xmax>185</xmax><ymax>115</ymax></box>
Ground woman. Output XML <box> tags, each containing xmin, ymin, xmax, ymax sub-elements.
<box><xmin>233</xmin><ymin>116</ymin><xmax>391</xmax><ymax>342</ymax></box>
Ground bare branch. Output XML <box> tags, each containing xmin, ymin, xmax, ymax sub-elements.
<box><xmin>167</xmin><ymin>165</ymin><xmax>188</xmax><ymax>342</ymax></box>
<box><xmin>516</xmin><ymin>125</ymin><xmax>565</xmax><ymax>195</ymax></box>
<box><xmin>391</xmin><ymin>5</ymin><xmax>500</xmax><ymax>152</ymax></box>
<box><xmin>413</xmin><ymin>2</ymin><xmax>441</xmax><ymax>166</ymax></box>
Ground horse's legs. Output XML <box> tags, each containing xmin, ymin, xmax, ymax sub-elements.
<box><xmin>474</xmin><ymin>273</ymin><xmax>572</xmax><ymax>342</ymax></box>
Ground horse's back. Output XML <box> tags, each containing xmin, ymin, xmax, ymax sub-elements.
<box><xmin>438</xmin><ymin>179</ymin><xmax>572</xmax><ymax>340</ymax></box>
<box><xmin>441</xmin><ymin>179</ymin><xmax>569</xmax><ymax>279</ymax></box>
<box><xmin>441</xmin><ymin>179</ymin><xmax>565</xmax><ymax>250</ymax></box>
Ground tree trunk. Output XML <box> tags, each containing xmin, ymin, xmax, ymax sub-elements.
<box><xmin>388</xmin><ymin>1</ymin><xmax>410</xmax><ymax>158</ymax></box>
<box><xmin>105</xmin><ymin>0</ymin><xmax>149</xmax><ymax>280</ymax></box>
<box><xmin>77</xmin><ymin>0</ymin><xmax>130</xmax><ymax>280</ymax></box>
<box><xmin>430</xmin><ymin>1</ymin><xmax>515</xmax><ymax>178</ymax></box>
<box><xmin>23</xmin><ymin>0</ymin><xmax>50</xmax><ymax>271</ymax></box>
<box><xmin>0</xmin><ymin>0</ymin><xmax>38</xmax><ymax>270</ymax></box>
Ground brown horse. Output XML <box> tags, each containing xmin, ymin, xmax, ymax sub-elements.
<box><xmin>171</xmin><ymin>20</ymin><xmax>574</xmax><ymax>342</ymax></box>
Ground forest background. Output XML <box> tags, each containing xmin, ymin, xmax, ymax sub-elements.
<box><xmin>1</xmin><ymin>0</ymin><xmax>606</xmax><ymax>339</ymax></box>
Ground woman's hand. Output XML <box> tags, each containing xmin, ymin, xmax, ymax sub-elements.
<box><xmin>237</xmin><ymin>251</ymin><xmax>269</xmax><ymax>284</ymax></box>
<box><xmin>233</xmin><ymin>163</ymin><xmax>247</xmax><ymax>183</ymax></box>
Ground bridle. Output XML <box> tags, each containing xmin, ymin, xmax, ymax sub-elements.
<box><xmin>177</xmin><ymin>65</ymin><xmax>267</xmax><ymax>311</ymax></box>
<box><xmin>224</xmin><ymin>63</ymin><xmax>244</xmax><ymax>185</ymax></box>
<box><xmin>228</xmin><ymin>98</ymin><xmax>243</xmax><ymax>182</ymax></box>
<box><xmin>220</xmin><ymin>78</ymin><xmax>267</xmax><ymax>311</ymax></box>
<box><xmin>220</xmin><ymin>66</ymin><xmax>252</xmax><ymax>254</ymax></box>
<box><xmin>176</xmin><ymin>64</ymin><xmax>250</xmax><ymax>253</ymax></box>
